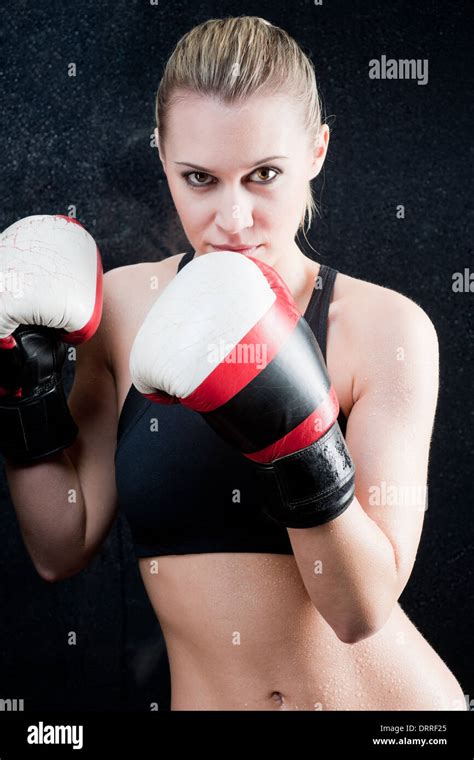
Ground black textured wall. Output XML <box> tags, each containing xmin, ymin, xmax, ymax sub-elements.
<box><xmin>0</xmin><ymin>0</ymin><xmax>472</xmax><ymax>714</ymax></box>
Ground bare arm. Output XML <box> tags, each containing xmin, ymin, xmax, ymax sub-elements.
<box><xmin>288</xmin><ymin>292</ymin><xmax>439</xmax><ymax>643</ymax></box>
<box><xmin>3</xmin><ymin>269</ymin><xmax>122</xmax><ymax>581</ymax></box>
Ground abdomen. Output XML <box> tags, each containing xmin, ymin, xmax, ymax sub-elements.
<box><xmin>139</xmin><ymin>553</ymin><xmax>466</xmax><ymax>711</ymax></box>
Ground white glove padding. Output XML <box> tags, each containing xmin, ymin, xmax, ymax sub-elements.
<box><xmin>0</xmin><ymin>214</ymin><xmax>103</xmax><ymax>347</ymax></box>
<box><xmin>129</xmin><ymin>251</ymin><xmax>275</xmax><ymax>402</ymax></box>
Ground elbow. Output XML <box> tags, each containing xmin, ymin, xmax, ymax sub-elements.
<box><xmin>36</xmin><ymin>565</ymin><xmax>86</xmax><ymax>582</ymax></box>
<box><xmin>34</xmin><ymin>557</ymin><xmax>91</xmax><ymax>583</ymax></box>
<box><xmin>36</xmin><ymin>567</ymin><xmax>76</xmax><ymax>583</ymax></box>
<box><xmin>36</xmin><ymin>567</ymin><xmax>64</xmax><ymax>583</ymax></box>
<box><xmin>336</xmin><ymin>623</ymin><xmax>380</xmax><ymax>645</ymax></box>
<box><xmin>333</xmin><ymin>610</ymin><xmax>393</xmax><ymax>645</ymax></box>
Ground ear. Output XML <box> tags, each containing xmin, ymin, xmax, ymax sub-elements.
<box><xmin>308</xmin><ymin>124</ymin><xmax>330</xmax><ymax>181</ymax></box>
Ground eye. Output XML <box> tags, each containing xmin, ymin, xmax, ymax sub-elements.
<box><xmin>248</xmin><ymin>167</ymin><xmax>279</xmax><ymax>183</ymax></box>
<box><xmin>183</xmin><ymin>171</ymin><xmax>214</xmax><ymax>187</ymax></box>
<box><xmin>182</xmin><ymin>166</ymin><xmax>280</xmax><ymax>188</ymax></box>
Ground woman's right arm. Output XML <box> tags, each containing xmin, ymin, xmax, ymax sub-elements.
<box><xmin>4</xmin><ymin>269</ymin><xmax>121</xmax><ymax>581</ymax></box>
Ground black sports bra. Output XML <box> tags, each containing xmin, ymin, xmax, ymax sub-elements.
<box><xmin>115</xmin><ymin>254</ymin><xmax>347</xmax><ymax>558</ymax></box>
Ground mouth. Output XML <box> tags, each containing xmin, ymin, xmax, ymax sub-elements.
<box><xmin>211</xmin><ymin>244</ymin><xmax>263</xmax><ymax>254</ymax></box>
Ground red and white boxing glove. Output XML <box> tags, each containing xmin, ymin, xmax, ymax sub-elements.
<box><xmin>130</xmin><ymin>251</ymin><xmax>355</xmax><ymax>528</ymax></box>
<box><xmin>0</xmin><ymin>214</ymin><xmax>103</xmax><ymax>462</ymax></box>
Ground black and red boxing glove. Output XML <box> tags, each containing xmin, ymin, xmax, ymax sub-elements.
<box><xmin>0</xmin><ymin>215</ymin><xmax>103</xmax><ymax>462</ymax></box>
<box><xmin>130</xmin><ymin>250</ymin><xmax>355</xmax><ymax>528</ymax></box>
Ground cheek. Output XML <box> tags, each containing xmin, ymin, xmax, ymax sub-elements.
<box><xmin>260</xmin><ymin>186</ymin><xmax>304</xmax><ymax>228</ymax></box>
<box><xmin>286</xmin><ymin>175</ymin><xmax>309</xmax><ymax>213</ymax></box>
<box><xmin>168</xmin><ymin>180</ymin><xmax>197</xmax><ymax>220</ymax></box>
<box><xmin>174</xmin><ymin>194</ymin><xmax>207</xmax><ymax>232</ymax></box>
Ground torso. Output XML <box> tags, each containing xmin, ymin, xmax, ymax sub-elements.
<box><xmin>109</xmin><ymin>253</ymin><xmax>465</xmax><ymax>710</ymax></box>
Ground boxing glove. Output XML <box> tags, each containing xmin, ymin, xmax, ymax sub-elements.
<box><xmin>130</xmin><ymin>251</ymin><xmax>355</xmax><ymax>528</ymax></box>
<box><xmin>0</xmin><ymin>215</ymin><xmax>103</xmax><ymax>462</ymax></box>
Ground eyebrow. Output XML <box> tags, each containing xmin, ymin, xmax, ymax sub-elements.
<box><xmin>173</xmin><ymin>156</ymin><xmax>289</xmax><ymax>172</ymax></box>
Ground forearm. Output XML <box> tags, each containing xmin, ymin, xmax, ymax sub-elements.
<box><xmin>4</xmin><ymin>450</ymin><xmax>88</xmax><ymax>579</ymax></box>
<box><xmin>287</xmin><ymin>496</ymin><xmax>399</xmax><ymax>644</ymax></box>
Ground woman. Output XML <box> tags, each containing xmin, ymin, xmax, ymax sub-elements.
<box><xmin>5</xmin><ymin>16</ymin><xmax>466</xmax><ymax>711</ymax></box>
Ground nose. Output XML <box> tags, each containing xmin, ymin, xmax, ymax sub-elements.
<box><xmin>214</xmin><ymin>188</ymin><xmax>254</xmax><ymax>235</ymax></box>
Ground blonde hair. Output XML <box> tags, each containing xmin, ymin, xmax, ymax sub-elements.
<box><xmin>155</xmin><ymin>16</ymin><xmax>326</xmax><ymax>234</ymax></box>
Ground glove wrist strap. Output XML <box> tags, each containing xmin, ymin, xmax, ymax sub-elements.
<box><xmin>256</xmin><ymin>423</ymin><xmax>356</xmax><ymax>528</ymax></box>
<box><xmin>0</xmin><ymin>380</ymin><xmax>78</xmax><ymax>462</ymax></box>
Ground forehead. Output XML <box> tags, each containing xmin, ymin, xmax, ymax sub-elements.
<box><xmin>165</xmin><ymin>92</ymin><xmax>304</xmax><ymax>161</ymax></box>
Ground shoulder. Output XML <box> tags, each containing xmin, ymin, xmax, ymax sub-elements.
<box><xmin>101</xmin><ymin>254</ymin><xmax>184</xmax><ymax>326</ymax></box>
<box><xmin>99</xmin><ymin>254</ymin><xmax>187</xmax><ymax>374</ymax></box>
<box><xmin>339</xmin><ymin>271</ymin><xmax>437</xmax><ymax>331</ymax></box>
<box><xmin>102</xmin><ymin>253</ymin><xmax>188</xmax><ymax>313</ymax></box>
<box><xmin>103</xmin><ymin>253</ymin><xmax>185</xmax><ymax>291</ymax></box>
<box><xmin>335</xmin><ymin>272</ymin><xmax>439</xmax><ymax>403</ymax></box>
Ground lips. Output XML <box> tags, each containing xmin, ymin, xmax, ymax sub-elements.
<box><xmin>211</xmin><ymin>245</ymin><xmax>261</xmax><ymax>252</ymax></box>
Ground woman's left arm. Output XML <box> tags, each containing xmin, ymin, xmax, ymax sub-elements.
<box><xmin>288</xmin><ymin>293</ymin><xmax>440</xmax><ymax>644</ymax></box>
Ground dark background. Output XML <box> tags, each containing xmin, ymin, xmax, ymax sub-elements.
<box><xmin>0</xmin><ymin>0</ymin><xmax>472</xmax><ymax>712</ymax></box>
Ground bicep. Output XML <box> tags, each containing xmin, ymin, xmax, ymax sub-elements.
<box><xmin>345</xmin><ymin>301</ymin><xmax>439</xmax><ymax>593</ymax></box>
